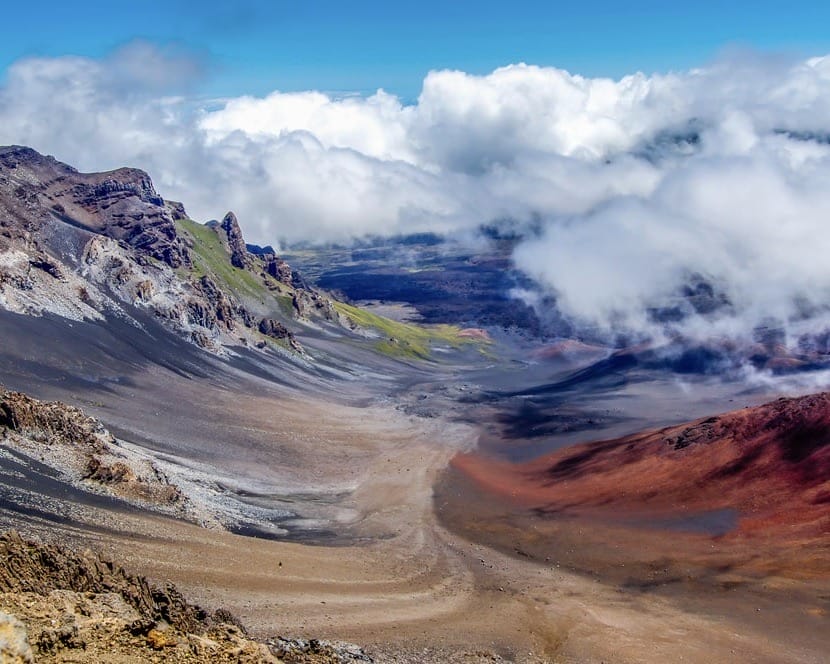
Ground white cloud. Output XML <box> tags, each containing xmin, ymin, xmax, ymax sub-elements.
<box><xmin>200</xmin><ymin>89</ymin><xmax>415</xmax><ymax>162</ymax></box>
<box><xmin>3</xmin><ymin>43</ymin><xmax>830</xmax><ymax>342</ymax></box>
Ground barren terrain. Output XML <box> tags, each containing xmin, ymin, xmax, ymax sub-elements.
<box><xmin>2</xmin><ymin>350</ymin><xmax>828</xmax><ymax>662</ymax></box>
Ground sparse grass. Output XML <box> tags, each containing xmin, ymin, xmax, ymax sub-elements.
<box><xmin>275</xmin><ymin>293</ymin><xmax>296</xmax><ymax>317</ymax></box>
<box><xmin>333</xmin><ymin>301</ymin><xmax>482</xmax><ymax>360</ymax></box>
<box><xmin>175</xmin><ymin>218</ymin><xmax>267</xmax><ymax>300</ymax></box>
<box><xmin>173</xmin><ymin>221</ymin><xmax>486</xmax><ymax>361</ymax></box>
<box><xmin>402</xmin><ymin>265</ymin><xmax>443</xmax><ymax>273</ymax></box>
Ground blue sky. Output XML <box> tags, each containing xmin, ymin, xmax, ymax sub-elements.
<box><xmin>2</xmin><ymin>1</ymin><xmax>830</xmax><ymax>100</ymax></box>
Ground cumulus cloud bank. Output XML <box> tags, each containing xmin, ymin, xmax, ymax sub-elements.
<box><xmin>2</xmin><ymin>43</ymin><xmax>830</xmax><ymax>342</ymax></box>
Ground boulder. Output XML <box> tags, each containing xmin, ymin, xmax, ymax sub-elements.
<box><xmin>0</xmin><ymin>612</ymin><xmax>33</xmax><ymax>664</ymax></box>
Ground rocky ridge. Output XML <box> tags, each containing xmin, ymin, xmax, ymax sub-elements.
<box><xmin>0</xmin><ymin>146</ymin><xmax>190</xmax><ymax>269</ymax></box>
<box><xmin>0</xmin><ymin>388</ymin><xmax>184</xmax><ymax>511</ymax></box>
<box><xmin>0</xmin><ymin>145</ymin><xmax>344</xmax><ymax>355</ymax></box>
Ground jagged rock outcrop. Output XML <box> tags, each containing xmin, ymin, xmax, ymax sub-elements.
<box><xmin>248</xmin><ymin>244</ymin><xmax>294</xmax><ymax>286</ymax></box>
<box><xmin>193</xmin><ymin>275</ymin><xmax>238</xmax><ymax>330</ymax></box>
<box><xmin>258</xmin><ymin>318</ymin><xmax>304</xmax><ymax>353</ymax></box>
<box><xmin>217</xmin><ymin>214</ymin><xmax>296</xmax><ymax>286</ymax></box>
<box><xmin>264</xmin><ymin>254</ymin><xmax>294</xmax><ymax>285</ymax></box>
<box><xmin>0</xmin><ymin>531</ymin><xmax>280</xmax><ymax>663</ymax></box>
<box><xmin>0</xmin><ymin>532</ymin><xmax>374</xmax><ymax>662</ymax></box>
<box><xmin>0</xmin><ymin>146</ymin><xmax>190</xmax><ymax>269</ymax></box>
<box><xmin>220</xmin><ymin>211</ymin><xmax>248</xmax><ymax>269</ymax></box>
<box><xmin>292</xmin><ymin>289</ymin><xmax>339</xmax><ymax>321</ymax></box>
<box><xmin>0</xmin><ymin>389</ymin><xmax>182</xmax><ymax>509</ymax></box>
<box><xmin>0</xmin><ymin>145</ymin><xmax>347</xmax><ymax>356</ymax></box>
<box><xmin>259</xmin><ymin>318</ymin><xmax>291</xmax><ymax>339</ymax></box>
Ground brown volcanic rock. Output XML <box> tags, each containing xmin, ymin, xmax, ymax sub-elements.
<box><xmin>454</xmin><ymin>392</ymin><xmax>830</xmax><ymax>539</ymax></box>
<box><xmin>258</xmin><ymin>317</ymin><xmax>291</xmax><ymax>339</ymax></box>
<box><xmin>192</xmin><ymin>275</ymin><xmax>237</xmax><ymax>330</ymax></box>
<box><xmin>0</xmin><ymin>145</ymin><xmax>190</xmax><ymax>268</ymax></box>
<box><xmin>245</xmin><ymin>243</ymin><xmax>294</xmax><ymax>286</ymax></box>
<box><xmin>0</xmin><ymin>531</ymin><xmax>282</xmax><ymax>663</ymax></box>
<box><xmin>0</xmin><ymin>530</ymin><xmax>160</xmax><ymax>617</ymax></box>
<box><xmin>0</xmin><ymin>532</ymin><xmax>373</xmax><ymax>663</ymax></box>
<box><xmin>0</xmin><ymin>388</ymin><xmax>110</xmax><ymax>454</ymax></box>
<box><xmin>264</xmin><ymin>254</ymin><xmax>294</xmax><ymax>285</ymax></box>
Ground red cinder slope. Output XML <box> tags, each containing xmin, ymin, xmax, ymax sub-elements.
<box><xmin>453</xmin><ymin>392</ymin><xmax>830</xmax><ymax>539</ymax></box>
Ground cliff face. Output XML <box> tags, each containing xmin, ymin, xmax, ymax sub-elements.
<box><xmin>0</xmin><ymin>146</ymin><xmax>341</xmax><ymax>354</ymax></box>
<box><xmin>0</xmin><ymin>146</ymin><xmax>190</xmax><ymax>269</ymax></box>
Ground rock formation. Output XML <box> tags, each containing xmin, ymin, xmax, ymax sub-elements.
<box><xmin>220</xmin><ymin>211</ymin><xmax>248</xmax><ymax>269</ymax></box>
<box><xmin>0</xmin><ymin>531</ymin><xmax>374</xmax><ymax>663</ymax></box>
<box><xmin>0</xmin><ymin>146</ymin><xmax>190</xmax><ymax>269</ymax></box>
<box><xmin>0</xmin><ymin>531</ymin><xmax>276</xmax><ymax>662</ymax></box>
<box><xmin>0</xmin><ymin>388</ymin><xmax>183</xmax><ymax>509</ymax></box>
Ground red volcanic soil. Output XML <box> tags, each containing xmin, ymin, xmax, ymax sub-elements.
<box><xmin>457</xmin><ymin>328</ymin><xmax>492</xmax><ymax>341</ymax></box>
<box><xmin>529</xmin><ymin>339</ymin><xmax>607</xmax><ymax>362</ymax></box>
<box><xmin>454</xmin><ymin>392</ymin><xmax>830</xmax><ymax>543</ymax></box>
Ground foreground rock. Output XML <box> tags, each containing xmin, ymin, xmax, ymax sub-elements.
<box><xmin>0</xmin><ymin>531</ymin><xmax>274</xmax><ymax>662</ymax></box>
<box><xmin>0</xmin><ymin>531</ymin><xmax>373</xmax><ymax>663</ymax></box>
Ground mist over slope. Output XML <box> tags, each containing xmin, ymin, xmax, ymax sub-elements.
<box><xmin>3</xmin><ymin>47</ymin><xmax>830</xmax><ymax>347</ymax></box>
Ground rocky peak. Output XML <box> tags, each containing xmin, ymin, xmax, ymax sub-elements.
<box><xmin>220</xmin><ymin>211</ymin><xmax>247</xmax><ymax>268</ymax></box>
<box><xmin>0</xmin><ymin>146</ymin><xmax>190</xmax><ymax>269</ymax></box>
<box><xmin>80</xmin><ymin>168</ymin><xmax>165</xmax><ymax>208</ymax></box>
<box><xmin>66</xmin><ymin>169</ymin><xmax>189</xmax><ymax>268</ymax></box>
<box><xmin>0</xmin><ymin>145</ymin><xmax>76</xmax><ymax>173</ymax></box>
<box><xmin>0</xmin><ymin>146</ymin><xmax>340</xmax><ymax>356</ymax></box>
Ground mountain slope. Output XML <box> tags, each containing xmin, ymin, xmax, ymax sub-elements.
<box><xmin>0</xmin><ymin>145</ymin><xmax>354</xmax><ymax>356</ymax></box>
<box><xmin>453</xmin><ymin>392</ymin><xmax>830</xmax><ymax>545</ymax></box>
<box><xmin>0</xmin><ymin>145</ymin><xmax>487</xmax><ymax>366</ymax></box>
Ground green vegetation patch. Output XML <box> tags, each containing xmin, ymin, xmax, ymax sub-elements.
<box><xmin>333</xmin><ymin>301</ymin><xmax>483</xmax><ymax>360</ymax></box>
<box><xmin>175</xmin><ymin>218</ymin><xmax>267</xmax><ymax>299</ymax></box>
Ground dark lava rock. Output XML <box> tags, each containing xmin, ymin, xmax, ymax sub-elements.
<box><xmin>220</xmin><ymin>211</ymin><xmax>248</xmax><ymax>269</ymax></box>
<box><xmin>258</xmin><ymin>318</ymin><xmax>291</xmax><ymax>339</ymax></box>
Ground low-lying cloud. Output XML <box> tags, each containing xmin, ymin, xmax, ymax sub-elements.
<box><xmin>2</xmin><ymin>43</ymin><xmax>830</xmax><ymax>343</ymax></box>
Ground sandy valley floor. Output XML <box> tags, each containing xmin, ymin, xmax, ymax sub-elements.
<box><xmin>1</xmin><ymin>360</ymin><xmax>827</xmax><ymax>663</ymax></box>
